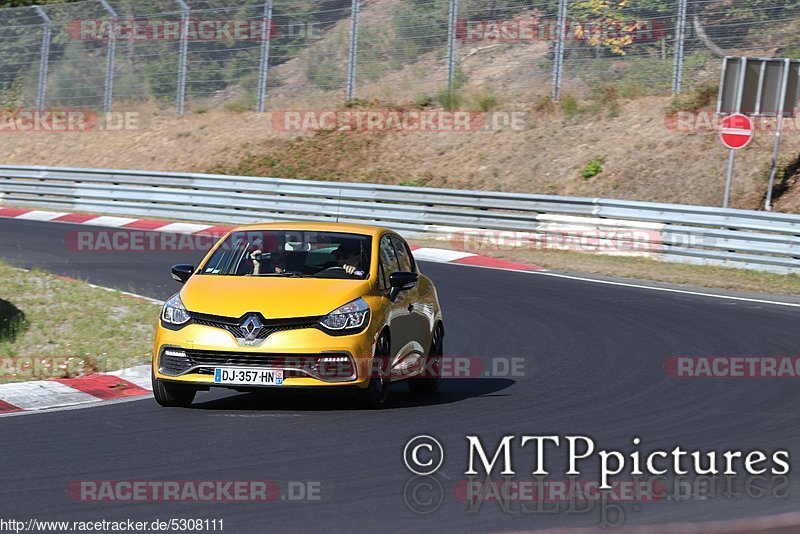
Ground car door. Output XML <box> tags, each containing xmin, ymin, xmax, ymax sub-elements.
<box><xmin>390</xmin><ymin>234</ymin><xmax>432</xmax><ymax>356</ymax></box>
<box><xmin>378</xmin><ymin>234</ymin><xmax>415</xmax><ymax>366</ymax></box>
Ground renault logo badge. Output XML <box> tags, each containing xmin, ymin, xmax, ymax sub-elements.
<box><xmin>240</xmin><ymin>315</ymin><xmax>263</xmax><ymax>344</ymax></box>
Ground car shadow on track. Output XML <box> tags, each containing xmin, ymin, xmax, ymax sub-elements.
<box><xmin>189</xmin><ymin>378</ymin><xmax>515</xmax><ymax>412</ymax></box>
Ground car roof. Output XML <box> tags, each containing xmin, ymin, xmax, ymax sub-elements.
<box><xmin>229</xmin><ymin>221</ymin><xmax>395</xmax><ymax>238</ymax></box>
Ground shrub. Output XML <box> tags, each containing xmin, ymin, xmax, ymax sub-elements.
<box><xmin>472</xmin><ymin>91</ymin><xmax>499</xmax><ymax>112</ymax></box>
<box><xmin>581</xmin><ymin>156</ymin><xmax>605</xmax><ymax>179</ymax></box>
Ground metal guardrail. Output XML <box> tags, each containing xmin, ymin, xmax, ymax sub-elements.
<box><xmin>1</xmin><ymin>164</ymin><xmax>799</xmax><ymax>274</ymax></box>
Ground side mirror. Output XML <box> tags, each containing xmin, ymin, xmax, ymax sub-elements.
<box><xmin>171</xmin><ymin>264</ymin><xmax>194</xmax><ymax>284</ymax></box>
<box><xmin>388</xmin><ymin>271</ymin><xmax>418</xmax><ymax>301</ymax></box>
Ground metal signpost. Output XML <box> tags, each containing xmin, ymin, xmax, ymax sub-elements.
<box><xmin>719</xmin><ymin>114</ymin><xmax>754</xmax><ymax>208</ymax></box>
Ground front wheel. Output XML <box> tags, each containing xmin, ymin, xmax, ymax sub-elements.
<box><xmin>409</xmin><ymin>324</ymin><xmax>443</xmax><ymax>394</ymax></box>
<box><xmin>152</xmin><ymin>371</ymin><xmax>197</xmax><ymax>408</ymax></box>
<box><xmin>356</xmin><ymin>333</ymin><xmax>391</xmax><ymax>409</ymax></box>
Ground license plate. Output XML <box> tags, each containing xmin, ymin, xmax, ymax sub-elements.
<box><xmin>214</xmin><ymin>367</ymin><xmax>284</xmax><ymax>386</ymax></box>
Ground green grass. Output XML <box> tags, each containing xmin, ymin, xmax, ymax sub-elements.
<box><xmin>210</xmin><ymin>129</ymin><xmax>428</xmax><ymax>184</ymax></box>
<box><xmin>0</xmin><ymin>263</ymin><xmax>160</xmax><ymax>383</ymax></box>
<box><xmin>667</xmin><ymin>82</ymin><xmax>719</xmax><ymax>113</ymax></box>
<box><xmin>224</xmin><ymin>101</ymin><xmax>250</xmax><ymax>114</ymax></box>
<box><xmin>559</xmin><ymin>95</ymin><xmax>581</xmax><ymax>119</ymax></box>
<box><xmin>399</xmin><ymin>178</ymin><xmax>430</xmax><ymax>187</ymax></box>
<box><xmin>581</xmin><ymin>156</ymin><xmax>605</xmax><ymax>179</ymax></box>
<box><xmin>470</xmin><ymin>91</ymin><xmax>499</xmax><ymax>112</ymax></box>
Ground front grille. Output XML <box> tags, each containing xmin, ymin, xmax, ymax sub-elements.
<box><xmin>190</xmin><ymin>312</ymin><xmax>320</xmax><ymax>340</ymax></box>
<box><xmin>158</xmin><ymin>348</ymin><xmax>356</xmax><ymax>381</ymax></box>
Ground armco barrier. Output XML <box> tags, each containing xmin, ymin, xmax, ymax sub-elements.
<box><xmin>1</xmin><ymin>165</ymin><xmax>799</xmax><ymax>274</ymax></box>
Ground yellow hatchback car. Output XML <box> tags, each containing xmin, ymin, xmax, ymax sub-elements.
<box><xmin>152</xmin><ymin>223</ymin><xmax>444</xmax><ymax>409</ymax></box>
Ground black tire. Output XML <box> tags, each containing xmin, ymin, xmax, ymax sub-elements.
<box><xmin>152</xmin><ymin>371</ymin><xmax>197</xmax><ymax>408</ymax></box>
<box><xmin>356</xmin><ymin>332</ymin><xmax>391</xmax><ymax>409</ymax></box>
<box><xmin>408</xmin><ymin>324</ymin><xmax>443</xmax><ymax>394</ymax></box>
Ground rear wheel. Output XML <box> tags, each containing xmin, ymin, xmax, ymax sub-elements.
<box><xmin>152</xmin><ymin>371</ymin><xmax>197</xmax><ymax>408</ymax></box>
<box><xmin>356</xmin><ymin>332</ymin><xmax>391</xmax><ymax>409</ymax></box>
<box><xmin>409</xmin><ymin>324</ymin><xmax>443</xmax><ymax>394</ymax></box>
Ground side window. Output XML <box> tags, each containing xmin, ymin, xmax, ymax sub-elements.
<box><xmin>391</xmin><ymin>235</ymin><xmax>415</xmax><ymax>272</ymax></box>
<box><xmin>379</xmin><ymin>235</ymin><xmax>400</xmax><ymax>289</ymax></box>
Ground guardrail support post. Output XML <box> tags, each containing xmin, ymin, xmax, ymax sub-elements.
<box><xmin>176</xmin><ymin>0</ymin><xmax>190</xmax><ymax>115</ymax></box>
<box><xmin>33</xmin><ymin>6</ymin><xmax>52</xmax><ymax>111</ymax></box>
<box><xmin>672</xmin><ymin>0</ymin><xmax>687</xmax><ymax>95</ymax></box>
<box><xmin>551</xmin><ymin>0</ymin><xmax>567</xmax><ymax>101</ymax></box>
<box><xmin>445</xmin><ymin>0</ymin><xmax>458</xmax><ymax>96</ymax></box>
<box><xmin>256</xmin><ymin>0</ymin><xmax>274</xmax><ymax>113</ymax></box>
<box><xmin>346</xmin><ymin>0</ymin><xmax>360</xmax><ymax>102</ymax></box>
<box><xmin>99</xmin><ymin>0</ymin><xmax>117</xmax><ymax>113</ymax></box>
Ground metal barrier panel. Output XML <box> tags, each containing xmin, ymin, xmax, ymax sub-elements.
<box><xmin>1</xmin><ymin>164</ymin><xmax>799</xmax><ymax>274</ymax></box>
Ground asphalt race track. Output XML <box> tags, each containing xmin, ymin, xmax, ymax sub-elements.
<box><xmin>2</xmin><ymin>218</ymin><xmax>800</xmax><ymax>532</ymax></box>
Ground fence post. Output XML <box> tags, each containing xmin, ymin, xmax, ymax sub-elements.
<box><xmin>672</xmin><ymin>0</ymin><xmax>688</xmax><ymax>95</ymax></box>
<box><xmin>551</xmin><ymin>0</ymin><xmax>567</xmax><ymax>101</ymax></box>
<box><xmin>33</xmin><ymin>6</ymin><xmax>51</xmax><ymax>111</ymax></box>
<box><xmin>446</xmin><ymin>0</ymin><xmax>458</xmax><ymax>95</ymax></box>
<box><xmin>256</xmin><ymin>0</ymin><xmax>274</xmax><ymax>113</ymax></box>
<box><xmin>99</xmin><ymin>0</ymin><xmax>117</xmax><ymax>113</ymax></box>
<box><xmin>346</xmin><ymin>0</ymin><xmax>360</xmax><ymax>102</ymax></box>
<box><xmin>176</xmin><ymin>0</ymin><xmax>190</xmax><ymax>114</ymax></box>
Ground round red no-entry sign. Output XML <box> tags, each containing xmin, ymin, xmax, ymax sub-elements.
<box><xmin>720</xmin><ymin>113</ymin><xmax>754</xmax><ymax>150</ymax></box>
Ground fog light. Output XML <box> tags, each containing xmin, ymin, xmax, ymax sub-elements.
<box><xmin>311</xmin><ymin>355</ymin><xmax>355</xmax><ymax>380</ymax></box>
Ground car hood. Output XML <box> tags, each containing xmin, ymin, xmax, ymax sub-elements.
<box><xmin>180</xmin><ymin>275</ymin><xmax>372</xmax><ymax>319</ymax></box>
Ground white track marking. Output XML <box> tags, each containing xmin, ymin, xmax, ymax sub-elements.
<box><xmin>412</xmin><ymin>248</ymin><xmax>476</xmax><ymax>262</ymax></box>
<box><xmin>533</xmin><ymin>270</ymin><xmax>800</xmax><ymax>308</ymax></box>
<box><xmin>16</xmin><ymin>210</ymin><xmax>68</xmax><ymax>221</ymax></box>
<box><xmin>83</xmin><ymin>215</ymin><xmax>139</xmax><ymax>227</ymax></box>
<box><xmin>420</xmin><ymin>260</ymin><xmax>800</xmax><ymax>309</ymax></box>
<box><xmin>105</xmin><ymin>365</ymin><xmax>153</xmax><ymax>391</ymax></box>
<box><xmin>0</xmin><ymin>381</ymin><xmax>98</xmax><ymax>410</ymax></box>
<box><xmin>0</xmin><ymin>395</ymin><xmax>151</xmax><ymax>418</ymax></box>
<box><xmin>157</xmin><ymin>222</ymin><xmax>214</xmax><ymax>234</ymax></box>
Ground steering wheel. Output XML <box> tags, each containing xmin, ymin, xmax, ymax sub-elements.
<box><xmin>318</xmin><ymin>266</ymin><xmax>346</xmax><ymax>273</ymax></box>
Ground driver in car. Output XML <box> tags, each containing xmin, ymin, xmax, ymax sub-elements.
<box><xmin>334</xmin><ymin>242</ymin><xmax>364</xmax><ymax>276</ymax></box>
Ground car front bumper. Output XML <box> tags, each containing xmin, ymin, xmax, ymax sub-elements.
<box><xmin>152</xmin><ymin>321</ymin><xmax>378</xmax><ymax>389</ymax></box>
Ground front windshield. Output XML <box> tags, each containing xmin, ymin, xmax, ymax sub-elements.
<box><xmin>200</xmin><ymin>230</ymin><xmax>371</xmax><ymax>280</ymax></box>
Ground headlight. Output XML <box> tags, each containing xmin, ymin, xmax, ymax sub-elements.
<box><xmin>319</xmin><ymin>298</ymin><xmax>369</xmax><ymax>333</ymax></box>
<box><xmin>162</xmin><ymin>293</ymin><xmax>190</xmax><ymax>325</ymax></box>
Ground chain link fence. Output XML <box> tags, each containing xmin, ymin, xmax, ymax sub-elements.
<box><xmin>0</xmin><ymin>0</ymin><xmax>797</xmax><ymax>113</ymax></box>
